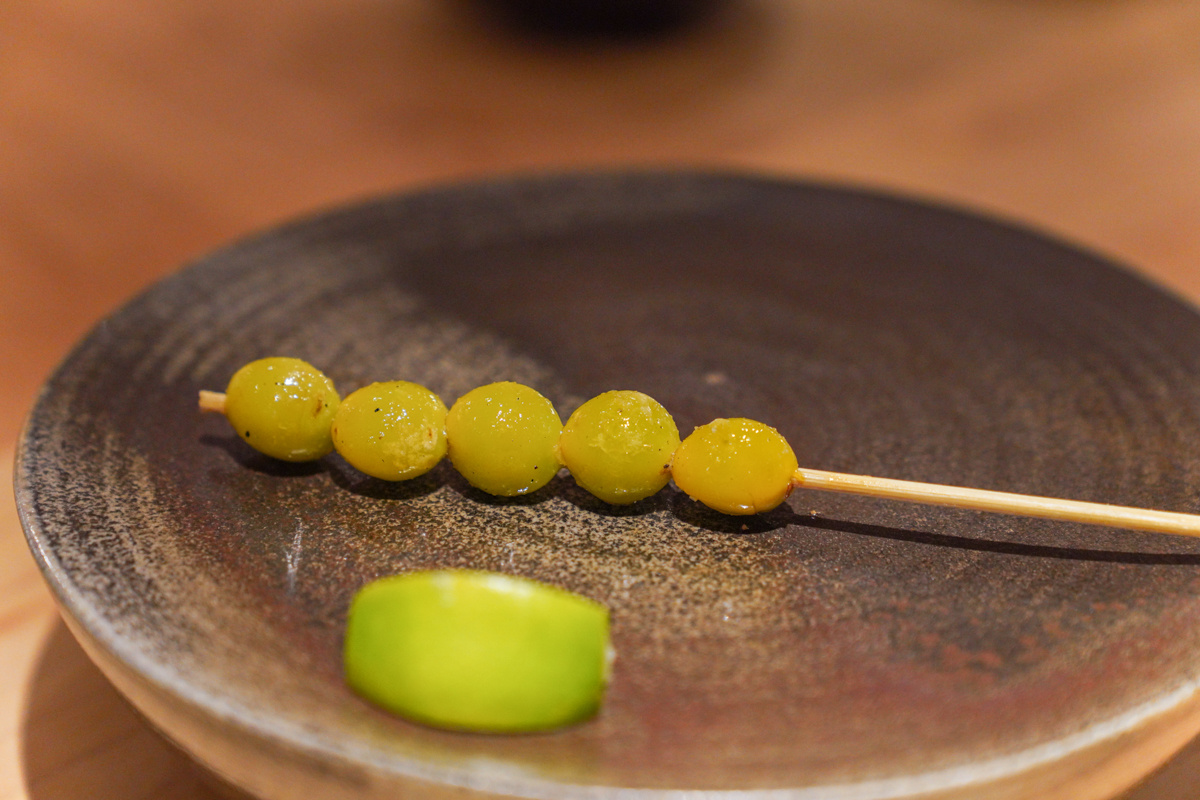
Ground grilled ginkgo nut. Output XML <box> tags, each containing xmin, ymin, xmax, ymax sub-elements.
<box><xmin>331</xmin><ymin>381</ymin><xmax>448</xmax><ymax>481</ymax></box>
<box><xmin>558</xmin><ymin>390</ymin><xmax>679</xmax><ymax>504</ymax></box>
<box><xmin>445</xmin><ymin>382</ymin><xmax>563</xmax><ymax>496</ymax></box>
<box><xmin>671</xmin><ymin>417</ymin><xmax>798</xmax><ymax>515</ymax></box>
<box><xmin>223</xmin><ymin>357</ymin><xmax>340</xmax><ymax>462</ymax></box>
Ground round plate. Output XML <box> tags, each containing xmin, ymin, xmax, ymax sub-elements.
<box><xmin>18</xmin><ymin>172</ymin><xmax>1200</xmax><ymax>799</ymax></box>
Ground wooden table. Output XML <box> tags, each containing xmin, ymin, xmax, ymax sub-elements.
<box><xmin>4</xmin><ymin>1</ymin><xmax>1200</xmax><ymax>797</ymax></box>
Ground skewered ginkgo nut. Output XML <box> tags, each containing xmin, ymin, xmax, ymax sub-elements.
<box><xmin>332</xmin><ymin>381</ymin><xmax>448</xmax><ymax>481</ymax></box>
<box><xmin>671</xmin><ymin>417</ymin><xmax>798</xmax><ymax>515</ymax></box>
<box><xmin>445</xmin><ymin>381</ymin><xmax>563</xmax><ymax>496</ymax></box>
<box><xmin>222</xmin><ymin>357</ymin><xmax>340</xmax><ymax>462</ymax></box>
<box><xmin>559</xmin><ymin>390</ymin><xmax>680</xmax><ymax>504</ymax></box>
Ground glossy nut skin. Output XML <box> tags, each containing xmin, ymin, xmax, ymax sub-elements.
<box><xmin>332</xmin><ymin>381</ymin><xmax>448</xmax><ymax>481</ymax></box>
<box><xmin>223</xmin><ymin>357</ymin><xmax>340</xmax><ymax>462</ymax></box>
<box><xmin>558</xmin><ymin>390</ymin><xmax>680</xmax><ymax>504</ymax></box>
<box><xmin>671</xmin><ymin>417</ymin><xmax>798</xmax><ymax>515</ymax></box>
<box><xmin>445</xmin><ymin>382</ymin><xmax>563</xmax><ymax>496</ymax></box>
<box><xmin>343</xmin><ymin>570</ymin><xmax>612</xmax><ymax>733</ymax></box>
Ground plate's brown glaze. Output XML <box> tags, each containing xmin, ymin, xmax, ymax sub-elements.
<box><xmin>17</xmin><ymin>172</ymin><xmax>1200</xmax><ymax>799</ymax></box>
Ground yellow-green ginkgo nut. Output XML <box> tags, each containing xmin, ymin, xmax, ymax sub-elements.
<box><xmin>223</xmin><ymin>357</ymin><xmax>340</xmax><ymax>462</ymax></box>
<box><xmin>559</xmin><ymin>390</ymin><xmax>680</xmax><ymax>504</ymax></box>
<box><xmin>671</xmin><ymin>417</ymin><xmax>798</xmax><ymax>515</ymax></box>
<box><xmin>445</xmin><ymin>382</ymin><xmax>563</xmax><ymax>496</ymax></box>
<box><xmin>331</xmin><ymin>381</ymin><xmax>448</xmax><ymax>481</ymax></box>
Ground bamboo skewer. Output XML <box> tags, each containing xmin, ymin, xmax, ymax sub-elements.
<box><xmin>792</xmin><ymin>468</ymin><xmax>1200</xmax><ymax>537</ymax></box>
<box><xmin>198</xmin><ymin>390</ymin><xmax>227</xmax><ymax>414</ymax></box>
<box><xmin>200</xmin><ymin>386</ymin><xmax>1200</xmax><ymax>536</ymax></box>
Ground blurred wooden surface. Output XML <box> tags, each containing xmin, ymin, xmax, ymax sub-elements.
<box><xmin>4</xmin><ymin>1</ymin><xmax>1200</xmax><ymax>797</ymax></box>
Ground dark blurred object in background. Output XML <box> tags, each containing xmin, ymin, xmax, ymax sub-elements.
<box><xmin>476</xmin><ymin>0</ymin><xmax>725</xmax><ymax>37</ymax></box>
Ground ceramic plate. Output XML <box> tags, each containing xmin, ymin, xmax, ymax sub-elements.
<box><xmin>18</xmin><ymin>172</ymin><xmax>1200</xmax><ymax>799</ymax></box>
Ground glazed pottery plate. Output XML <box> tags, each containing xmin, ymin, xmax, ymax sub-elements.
<box><xmin>17</xmin><ymin>172</ymin><xmax>1200</xmax><ymax>799</ymax></box>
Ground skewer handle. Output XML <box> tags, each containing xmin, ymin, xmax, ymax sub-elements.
<box><xmin>793</xmin><ymin>468</ymin><xmax>1200</xmax><ymax>537</ymax></box>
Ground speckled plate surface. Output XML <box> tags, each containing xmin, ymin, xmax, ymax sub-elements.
<box><xmin>17</xmin><ymin>172</ymin><xmax>1200</xmax><ymax>799</ymax></box>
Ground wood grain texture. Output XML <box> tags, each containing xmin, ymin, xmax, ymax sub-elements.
<box><xmin>3</xmin><ymin>1</ymin><xmax>1200</xmax><ymax>798</ymax></box>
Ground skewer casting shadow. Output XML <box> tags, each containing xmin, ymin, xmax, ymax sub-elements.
<box><xmin>200</xmin><ymin>364</ymin><xmax>1200</xmax><ymax>539</ymax></box>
